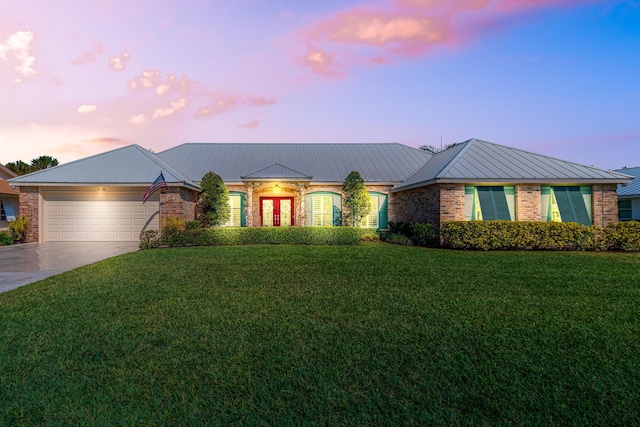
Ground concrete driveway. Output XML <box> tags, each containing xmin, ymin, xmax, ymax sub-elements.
<box><xmin>0</xmin><ymin>242</ymin><xmax>139</xmax><ymax>293</ymax></box>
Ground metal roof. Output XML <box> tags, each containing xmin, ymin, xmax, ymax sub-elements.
<box><xmin>241</xmin><ymin>163</ymin><xmax>313</xmax><ymax>180</ymax></box>
<box><xmin>394</xmin><ymin>139</ymin><xmax>633</xmax><ymax>191</ymax></box>
<box><xmin>615</xmin><ymin>166</ymin><xmax>640</xmax><ymax>197</ymax></box>
<box><xmin>0</xmin><ymin>163</ymin><xmax>17</xmax><ymax>180</ymax></box>
<box><xmin>8</xmin><ymin>145</ymin><xmax>200</xmax><ymax>190</ymax></box>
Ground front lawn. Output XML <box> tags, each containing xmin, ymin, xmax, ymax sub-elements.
<box><xmin>1</xmin><ymin>244</ymin><xmax>639</xmax><ymax>425</ymax></box>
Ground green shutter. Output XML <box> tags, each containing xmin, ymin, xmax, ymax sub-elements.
<box><xmin>332</xmin><ymin>194</ymin><xmax>342</xmax><ymax>226</ymax></box>
<box><xmin>504</xmin><ymin>186</ymin><xmax>516</xmax><ymax>221</ymax></box>
<box><xmin>476</xmin><ymin>187</ymin><xmax>511</xmax><ymax>221</ymax></box>
<box><xmin>541</xmin><ymin>186</ymin><xmax>551</xmax><ymax>221</ymax></box>
<box><xmin>379</xmin><ymin>194</ymin><xmax>388</xmax><ymax>229</ymax></box>
<box><xmin>240</xmin><ymin>193</ymin><xmax>246</xmax><ymax>227</ymax></box>
<box><xmin>553</xmin><ymin>186</ymin><xmax>591</xmax><ymax>226</ymax></box>
<box><xmin>305</xmin><ymin>194</ymin><xmax>313</xmax><ymax>226</ymax></box>
<box><xmin>619</xmin><ymin>199</ymin><xmax>632</xmax><ymax>221</ymax></box>
<box><xmin>464</xmin><ymin>186</ymin><xmax>475</xmax><ymax>221</ymax></box>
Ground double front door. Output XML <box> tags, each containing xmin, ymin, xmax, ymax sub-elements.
<box><xmin>261</xmin><ymin>197</ymin><xmax>293</xmax><ymax>227</ymax></box>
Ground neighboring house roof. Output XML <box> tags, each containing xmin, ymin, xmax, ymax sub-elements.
<box><xmin>241</xmin><ymin>163</ymin><xmax>313</xmax><ymax>181</ymax></box>
<box><xmin>158</xmin><ymin>143</ymin><xmax>432</xmax><ymax>184</ymax></box>
<box><xmin>0</xmin><ymin>163</ymin><xmax>18</xmax><ymax>181</ymax></box>
<box><xmin>0</xmin><ymin>179</ymin><xmax>19</xmax><ymax>196</ymax></box>
<box><xmin>394</xmin><ymin>138</ymin><xmax>633</xmax><ymax>191</ymax></box>
<box><xmin>615</xmin><ymin>166</ymin><xmax>640</xmax><ymax>197</ymax></box>
<box><xmin>8</xmin><ymin>145</ymin><xmax>200</xmax><ymax>190</ymax></box>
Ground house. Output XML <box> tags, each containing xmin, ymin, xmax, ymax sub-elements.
<box><xmin>615</xmin><ymin>166</ymin><xmax>640</xmax><ymax>221</ymax></box>
<box><xmin>0</xmin><ymin>163</ymin><xmax>20</xmax><ymax>230</ymax></box>
<box><xmin>9</xmin><ymin>139</ymin><xmax>632</xmax><ymax>242</ymax></box>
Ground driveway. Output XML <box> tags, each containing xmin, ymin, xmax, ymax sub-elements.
<box><xmin>0</xmin><ymin>242</ymin><xmax>139</xmax><ymax>293</ymax></box>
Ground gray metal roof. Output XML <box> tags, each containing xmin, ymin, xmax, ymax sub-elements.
<box><xmin>394</xmin><ymin>139</ymin><xmax>633</xmax><ymax>191</ymax></box>
<box><xmin>9</xmin><ymin>144</ymin><xmax>200</xmax><ymax>190</ymax></box>
<box><xmin>241</xmin><ymin>163</ymin><xmax>313</xmax><ymax>180</ymax></box>
<box><xmin>158</xmin><ymin>143</ymin><xmax>432</xmax><ymax>183</ymax></box>
<box><xmin>615</xmin><ymin>166</ymin><xmax>640</xmax><ymax>197</ymax></box>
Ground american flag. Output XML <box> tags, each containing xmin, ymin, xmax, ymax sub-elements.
<box><xmin>143</xmin><ymin>172</ymin><xmax>168</xmax><ymax>204</ymax></box>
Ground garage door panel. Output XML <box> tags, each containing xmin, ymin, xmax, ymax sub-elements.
<box><xmin>45</xmin><ymin>199</ymin><xmax>160</xmax><ymax>242</ymax></box>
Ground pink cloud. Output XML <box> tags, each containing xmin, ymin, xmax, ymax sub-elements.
<box><xmin>77</xmin><ymin>104</ymin><xmax>98</xmax><ymax>114</ymax></box>
<box><xmin>0</xmin><ymin>30</ymin><xmax>37</xmax><ymax>82</ymax></box>
<box><xmin>71</xmin><ymin>43</ymin><xmax>106</xmax><ymax>65</ymax></box>
<box><xmin>238</xmin><ymin>120</ymin><xmax>260</xmax><ymax>129</ymax></box>
<box><xmin>152</xmin><ymin>98</ymin><xmax>188</xmax><ymax>119</ymax></box>
<box><xmin>295</xmin><ymin>0</ymin><xmax>596</xmax><ymax>73</ymax></box>
<box><xmin>58</xmin><ymin>137</ymin><xmax>130</xmax><ymax>158</ymax></box>
<box><xmin>108</xmin><ymin>51</ymin><xmax>131</xmax><ymax>71</ymax></box>
<box><xmin>195</xmin><ymin>94</ymin><xmax>275</xmax><ymax>118</ymax></box>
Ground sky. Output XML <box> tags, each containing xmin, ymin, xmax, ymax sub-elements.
<box><xmin>1</xmin><ymin>0</ymin><xmax>639</xmax><ymax>170</ymax></box>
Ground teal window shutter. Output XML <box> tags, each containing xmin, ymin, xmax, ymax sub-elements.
<box><xmin>332</xmin><ymin>194</ymin><xmax>342</xmax><ymax>226</ymax></box>
<box><xmin>541</xmin><ymin>186</ymin><xmax>551</xmax><ymax>221</ymax></box>
<box><xmin>504</xmin><ymin>186</ymin><xmax>516</xmax><ymax>221</ymax></box>
<box><xmin>552</xmin><ymin>186</ymin><xmax>591</xmax><ymax>226</ymax></box>
<box><xmin>379</xmin><ymin>194</ymin><xmax>388</xmax><ymax>229</ymax></box>
<box><xmin>476</xmin><ymin>187</ymin><xmax>511</xmax><ymax>220</ymax></box>
<box><xmin>464</xmin><ymin>186</ymin><xmax>475</xmax><ymax>221</ymax></box>
<box><xmin>619</xmin><ymin>199</ymin><xmax>632</xmax><ymax>221</ymax></box>
<box><xmin>240</xmin><ymin>193</ymin><xmax>246</xmax><ymax>227</ymax></box>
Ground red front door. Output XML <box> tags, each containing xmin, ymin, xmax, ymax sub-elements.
<box><xmin>260</xmin><ymin>197</ymin><xmax>294</xmax><ymax>226</ymax></box>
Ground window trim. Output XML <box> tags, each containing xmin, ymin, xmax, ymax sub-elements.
<box><xmin>307</xmin><ymin>192</ymin><xmax>341</xmax><ymax>227</ymax></box>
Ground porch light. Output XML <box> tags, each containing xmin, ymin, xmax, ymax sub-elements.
<box><xmin>274</xmin><ymin>184</ymin><xmax>280</xmax><ymax>192</ymax></box>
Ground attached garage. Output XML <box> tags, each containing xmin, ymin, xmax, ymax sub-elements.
<box><xmin>43</xmin><ymin>189</ymin><xmax>160</xmax><ymax>242</ymax></box>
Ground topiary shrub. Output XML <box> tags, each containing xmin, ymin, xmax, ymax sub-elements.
<box><xmin>342</xmin><ymin>171</ymin><xmax>370</xmax><ymax>227</ymax></box>
<box><xmin>200</xmin><ymin>172</ymin><xmax>230</xmax><ymax>227</ymax></box>
<box><xmin>598</xmin><ymin>221</ymin><xmax>640</xmax><ymax>251</ymax></box>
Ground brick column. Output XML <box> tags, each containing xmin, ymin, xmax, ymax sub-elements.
<box><xmin>160</xmin><ymin>187</ymin><xmax>198</xmax><ymax>227</ymax></box>
<box><xmin>439</xmin><ymin>184</ymin><xmax>465</xmax><ymax>223</ymax></box>
<box><xmin>18</xmin><ymin>186</ymin><xmax>39</xmax><ymax>242</ymax></box>
<box><xmin>592</xmin><ymin>184</ymin><xmax>619</xmax><ymax>228</ymax></box>
<box><xmin>516</xmin><ymin>184</ymin><xmax>541</xmax><ymax>221</ymax></box>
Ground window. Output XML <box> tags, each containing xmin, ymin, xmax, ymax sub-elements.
<box><xmin>541</xmin><ymin>186</ymin><xmax>592</xmax><ymax>226</ymax></box>
<box><xmin>306</xmin><ymin>193</ymin><xmax>342</xmax><ymax>226</ymax></box>
<box><xmin>361</xmin><ymin>193</ymin><xmax>388</xmax><ymax>229</ymax></box>
<box><xmin>225</xmin><ymin>193</ymin><xmax>245</xmax><ymax>227</ymax></box>
<box><xmin>464</xmin><ymin>186</ymin><xmax>515</xmax><ymax>221</ymax></box>
<box><xmin>0</xmin><ymin>200</ymin><xmax>5</xmax><ymax>221</ymax></box>
<box><xmin>619</xmin><ymin>199</ymin><xmax>632</xmax><ymax>221</ymax></box>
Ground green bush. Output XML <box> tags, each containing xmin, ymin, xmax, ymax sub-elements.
<box><xmin>380</xmin><ymin>232</ymin><xmax>414</xmax><ymax>246</ymax></box>
<box><xmin>598</xmin><ymin>221</ymin><xmax>640</xmax><ymax>251</ymax></box>
<box><xmin>143</xmin><ymin>226</ymin><xmax>366</xmax><ymax>248</ymax></box>
<box><xmin>387</xmin><ymin>221</ymin><xmax>436</xmax><ymax>246</ymax></box>
<box><xmin>139</xmin><ymin>230</ymin><xmax>161</xmax><ymax>250</ymax></box>
<box><xmin>8</xmin><ymin>216</ymin><xmax>28</xmax><ymax>242</ymax></box>
<box><xmin>440</xmin><ymin>221</ymin><xmax>598</xmax><ymax>251</ymax></box>
<box><xmin>0</xmin><ymin>231</ymin><xmax>14</xmax><ymax>246</ymax></box>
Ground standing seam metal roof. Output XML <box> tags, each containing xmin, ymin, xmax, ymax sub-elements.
<box><xmin>615</xmin><ymin>167</ymin><xmax>640</xmax><ymax>196</ymax></box>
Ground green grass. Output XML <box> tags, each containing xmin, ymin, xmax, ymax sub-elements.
<box><xmin>1</xmin><ymin>244</ymin><xmax>639</xmax><ymax>425</ymax></box>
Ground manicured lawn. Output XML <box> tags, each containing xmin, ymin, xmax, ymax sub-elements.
<box><xmin>1</xmin><ymin>243</ymin><xmax>639</xmax><ymax>425</ymax></box>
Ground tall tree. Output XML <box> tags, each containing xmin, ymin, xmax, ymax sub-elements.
<box><xmin>200</xmin><ymin>172</ymin><xmax>230</xmax><ymax>227</ymax></box>
<box><xmin>30</xmin><ymin>155</ymin><xmax>59</xmax><ymax>171</ymax></box>
<box><xmin>5</xmin><ymin>160</ymin><xmax>31</xmax><ymax>175</ymax></box>
<box><xmin>419</xmin><ymin>142</ymin><xmax>463</xmax><ymax>154</ymax></box>
<box><xmin>342</xmin><ymin>171</ymin><xmax>370</xmax><ymax>227</ymax></box>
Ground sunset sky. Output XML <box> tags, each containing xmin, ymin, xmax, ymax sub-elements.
<box><xmin>1</xmin><ymin>0</ymin><xmax>639</xmax><ymax>170</ymax></box>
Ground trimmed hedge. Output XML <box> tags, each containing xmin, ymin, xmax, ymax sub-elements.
<box><xmin>0</xmin><ymin>231</ymin><xmax>14</xmax><ymax>246</ymax></box>
<box><xmin>441</xmin><ymin>221</ymin><xmax>599</xmax><ymax>251</ymax></box>
<box><xmin>599</xmin><ymin>221</ymin><xmax>640</xmax><ymax>251</ymax></box>
<box><xmin>154</xmin><ymin>226</ymin><xmax>372</xmax><ymax>248</ymax></box>
<box><xmin>382</xmin><ymin>221</ymin><xmax>436</xmax><ymax>247</ymax></box>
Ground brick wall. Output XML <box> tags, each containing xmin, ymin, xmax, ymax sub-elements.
<box><xmin>18</xmin><ymin>186</ymin><xmax>39</xmax><ymax>242</ymax></box>
<box><xmin>592</xmin><ymin>184</ymin><xmax>619</xmax><ymax>228</ymax></box>
<box><xmin>516</xmin><ymin>184</ymin><xmax>541</xmax><ymax>221</ymax></box>
<box><xmin>391</xmin><ymin>183</ymin><xmax>464</xmax><ymax>231</ymax></box>
<box><xmin>160</xmin><ymin>187</ymin><xmax>199</xmax><ymax>226</ymax></box>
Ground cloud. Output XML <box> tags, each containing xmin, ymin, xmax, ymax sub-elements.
<box><xmin>129</xmin><ymin>114</ymin><xmax>147</xmax><ymax>124</ymax></box>
<box><xmin>295</xmin><ymin>0</ymin><xmax>593</xmax><ymax>73</ymax></box>
<box><xmin>152</xmin><ymin>98</ymin><xmax>188</xmax><ymax>119</ymax></box>
<box><xmin>238</xmin><ymin>120</ymin><xmax>260</xmax><ymax>129</ymax></box>
<box><xmin>0</xmin><ymin>30</ymin><xmax>37</xmax><ymax>82</ymax></box>
<box><xmin>129</xmin><ymin>70</ymin><xmax>189</xmax><ymax>95</ymax></box>
<box><xmin>58</xmin><ymin>137</ymin><xmax>130</xmax><ymax>158</ymax></box>
<box><xmin>108</xmin><ymin>51</ymin><xmax>131</xmax><ymax>71</ymax></box>
<box><xmin>194</xmin><ymin>94</ymin><xmax>276</xmax><ymax>118</ymax></box>
<box><xmin>302</xmin><ymin>46</ymin><xmax>341</xmax><ymax>77</ymax></box>
<box><xmin>71</xmin><ymin>43</ymin><xmax>106</xmax><ymax>65</ymax></box>
<box><xmin>77</xmin><ymin>104</ymin><xmax>98</xmax><ymax>114</ymax></box>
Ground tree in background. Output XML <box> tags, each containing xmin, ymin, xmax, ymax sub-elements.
<box><xmin>342</xmin><ymin>171</ymin><xmax>370</xmax><ymax>227</ymax></box>
<box><xmin>6</xmin><ymin>156</ymin><xmax>59</xmax><ymax>175</ymax></box>
<box><xmin>200</xmin><ymin>172</ymin><xmax>230</xmax><ymax>227</ymax></box>
<box><xmin>419</xmin><ymin>142</ymin><xmax>463</xmax><ymax>154</ymax></box>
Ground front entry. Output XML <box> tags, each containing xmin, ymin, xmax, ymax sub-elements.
<box><xmin>260</xmin><ymin>197</ymin><xmax>294</xmax><ymax>226</ymax></box>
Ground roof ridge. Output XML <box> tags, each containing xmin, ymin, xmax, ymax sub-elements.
<box><xmin>432</xmin><ymin>138</ymin><xmax>475</xmax><ymax>178</ymax></box>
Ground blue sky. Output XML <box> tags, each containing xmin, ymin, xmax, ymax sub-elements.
<box><xmin>1</xmin><ymin>0</ymin><xmax>638</xmax><ymax>169</ymax></box>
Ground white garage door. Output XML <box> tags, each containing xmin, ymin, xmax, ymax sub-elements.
<box><xmin>45</xmin><ymin>199</ymin><xmax>160</xmax><ymax>242</ymax></box>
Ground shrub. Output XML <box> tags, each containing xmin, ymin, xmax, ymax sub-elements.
<box><xmin>185</xmin><ymin>220</ymin><xmax>202</xmax><ymax>230</ymax></box>
<box><xmin>200</xmin><ymin>172</ymin><xmax>230</xmax><ymax>227</ymax></box>
<box><xmin>163</xmin><ymin>216</ymin><xmax>186</xmax><ymax>232</ymax></box>
<box><xmin>8</xmin><ymin>216</ymin><xmax>29</xmax><ymax>243</ymax></box>
<box><xmin>0</xmin><ymin>231</ymin><xmax>14</xmax><ymax>246</ymax></box>
<box><xmin>361</xmin><ymin>233</ymin><xmax>380</xmax><ymax>242</ymax></box>
<box><xmin>380</xmin><ymin>232</ymin><xmax>414</xmax><ymax>246</ymax></box>
<box><xmin>387</xmin><ymin>221</ymin><xmax>436</xmax><ymax>247</ymax></box>
<box><xmin>598</xmin><ymin>221</ymin><xmax>640</xmax><ymax>251</ymax></box>
<box><xmin>139</xmin><ymin>230</ymin><xmax>161</xmax><ymax>249</ymax></box>
<box><xmin>342</xmin><ymin>171</ymin><xmax>370</xmax><ymax>226</ymax></box>
<box><xmin>440</xmin><ymin>221</ymin><xmax>598</xmax><ymax>251</ymax></box>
